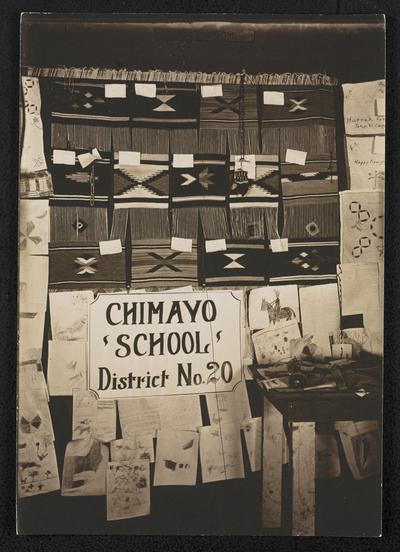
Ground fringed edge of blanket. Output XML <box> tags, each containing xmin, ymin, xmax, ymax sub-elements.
<box><xmin>22</xmin><ymin>67</ymin><xmax>338</xmax><ymax>86</ymax></box>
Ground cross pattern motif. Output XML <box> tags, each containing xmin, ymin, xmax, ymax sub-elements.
<box><xmin>146</xmin><ymin>252</ymin><xmax>181</xmax><ymax>273</ymax></box>
<box><xmin>211</xmin><ymin>96</ymin><xmax>240</xmax><ymax>114</ymax></box>
<box><xmin>288</xmin><ymin>98</ymin><xmax>308</xmax><ymax>112</ymax></box>
<box><xmin>74</xmin><ymin>255</ymin><xmax>98</xmax><ymax>276</ymax></box>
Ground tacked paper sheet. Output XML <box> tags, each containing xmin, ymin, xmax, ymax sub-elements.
<box><xmin>47</xmin><ymin>341</ymin><xmax>87</xmax><ymax>396</ymax></box>
<box><xmin>299</xmin><ymin>283</ymin><xmax>341</xmax><ymax>357</ymax></box>
<box><xmin>335</xmin><ymin>421</ymin><xmax>380</xmax><ymax>480</ymax></box>
<box><xmin>62</xmin><ymin>438</ymin><xmax>109</xmax><ymax>496</ymax></box>
<box><xmin>19</xmin><ymin>304</ymin><xmax>46</xmax><ymax>362</ymax></box>
<box><xmin>49</xmin><ymin>290</ymin><xmax>94</xmax><ymax>341</ymax></box>
<box><xmin>154</xmin><ymin>430</ymin><xmax>199</xmax><ymax>486</ymax></box>
<box><xmin>107</xmin><ymin>461</ymin><xmax>150</xmax><ymax>521</ymax></box>
<box><xmin>118</xmin><ymin>395</ymin><xmax>202</xmax><ymax>438</ymax></box>
<box><xmin>18</xmin><ymin>434</ymin><xmax>60</xmax><ymax>498</ymax></box>
<box><xmin>252</xmin><ymin>322</ymin><xmax>301</xmax><ymax>364</ymax></box>
<box><xmin>241</xmin><ymin>417</ymin><xmax>262</xmax><ymax>472</ymax></box>
<box><xmin>72</xmin><ymin>389</ymin><xmax>116</xmax><ymax>442</ymax></box>
<box><xmin>206</xmin><ymin>380</ymin><xmax>251</xmax><ymax>426</ymax></box>
<box><xmin>340</xmin><ymin>190</ymin><xmax>384</xmax><ymax>265</ymax></box>
<box><xmin>342</xmin><ymin>80</ymin><xmax>385</xmax><ymax>135</ymax></box>
<box><xmin>199</xmin><ymin>423</ymin><xmax>244</xmax><ymax>483</ymax></box>
<box><xmin>248</xmin><ymin>285</ymin><xmax>300</xmax><ymax>330</ymax></box>
<box><xmin>19</xmin><ymin>254</ymin><xmax>48</xmax><ymax>309</ymax></box>
<box><xmin>345</xmin><ymin>136</ymin><xmax>385</xmax><ymax>190</ymax></box>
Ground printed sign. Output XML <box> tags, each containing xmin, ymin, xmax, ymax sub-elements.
<box><xmin>89</xmin><ymin>291</ymin><xmax>243</xmax><ymax>398</ymax></box>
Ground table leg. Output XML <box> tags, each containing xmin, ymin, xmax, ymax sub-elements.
<box><xmin>291</xmin><ymin>421</ymin><xmax>316</xmax><ymax>536</ymax></box>
<box><xmin>262</xmin><ymin>397</ymin><xmax>283</xmax><ymax>528</ymax></box>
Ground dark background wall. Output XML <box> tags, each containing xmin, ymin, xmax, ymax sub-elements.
<box><xmin>21</xmin><ymin>15</ymin><xmax>385</xmax><ymax>83</ymax></box>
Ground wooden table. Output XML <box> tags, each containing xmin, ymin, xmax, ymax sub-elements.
<box><xmin>255</xmin><ymin>382</ymin><xmax>381</xmax><ymax>536</ymax></box>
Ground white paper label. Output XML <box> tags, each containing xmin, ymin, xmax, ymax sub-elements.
<box><xmin>78</xmin><ymin>152</ymin><xmax>96</xmax><ymax>169</ymax></box>
<box><xmin>285</xmin><ymin>149</ymin><xmax>307</xmax><ymax>166</ymax></box>
<box><xmin>99</xmin><ymin>239</ymin><xmax>123</xmax><ymax>255</ymax></box>
<box><xmin>263</xmin><ymin>91</ymin><xmax>285</xmax><ymax>105</ymax></box>
<box><xmin>171</xmin><ymin>237</ymin><xmax>193</xmax><ymax>252</ymax></box>
<box><xmin>104</xmin><ymin>83</ymin><xmax>127</xmax><ymax>98</ymax></box>
<box><xmin>373</xmin><ymin>135</ymin><xmax>385</xmax><ymax>155</ymax></box>
<box><xmin>201</xmin><ymin>85</ymin><xmax>223</xmax><ymax>98</ymax></box>
<box><xmin>118</xmin><ymin>151</ymin><xmax>141</xmax><ymax>166</ymax></box>
<box><xmin>135</xmin><ymin>83</ymin><xmax>157</xmax><ymax>98</ymax></box>
<box><xmin>91</xmin><ymin>148</ymin><xmax>102</xmax><ymax>159</ymax></box>
<box><xmin>376</xmin><ymin>97</ymin><xmax>385</xmax><ymax>116</ymax></box>
<box><xmin>205</xmin><ymin>239</ymin><xmax>227</xmax><ymax>253</ymax></box>
<box><xmin>270</xmin><ymin>238</ymin><xmax>288</xmax><ymax>252</ymax></box>
<box><xmin>172</xmin><ymin>154</ymin><xmax>194</xmax><ymax>168</ymax></box>
<box><xmin>234</xmin><ymin>155</ymin><xmax>256</xmax><ymax>180</ymax></box>
<box><xmin>53</xmin><ymin>149</ymin><xmax>76</xmax><ymax>166</ymax></box>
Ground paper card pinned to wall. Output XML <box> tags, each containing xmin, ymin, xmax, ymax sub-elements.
<box><xmin>373</xmin><ymin>135</ymin><xmax>385</xmax><ymax>155</ymax></box>
<box><xmin>106</xmin><ymin>461</ymin><xmax>150</xmax><ymax>521</ymax></box>
<box><xmin>172</xmin><ymin>154</ymin><xmax>194</xmax><ymax>168</ymax></box>
<box><xmin>105</xmin><ymin>83</ymin><xmax>127</xmax><ymax>98</ymax></box>
<box><xmin>134</xmin><ymin>83</ymin><xmax>157</xmax><ymax>98</ymax></box>
<box><xmin>47</xmin><ymin>341</ymin><xmax>87</xmax><ymax>396</ymax></box>
<box><xmin>285</xmin><ymin>148</ymin><xmax>307</xmax><ymax>166</ymax></box>
<box><xmin>270</xmin><ymin>238</ymin><xmax>288</xmax><ymax>252</ymax></box>
<box><xmin>205</xmin><ymin>239</ymin><xmax>227</xmax><ymax>253</ymax></box>
<box><xmin>263</xmin><ymin>91</ymin><xmax>285</xmax><ymax>105</ymax></box>
<box><xmin>199</xmin><ymin>423</ymin><xmax>245</xmax><ymax>483</ymax></box>
<box><xmin>234</xmin><ymin>155</ymin><xmax>256</xmax><ymax>179</ymax></box>
<box><xmin>118</xmin><ymin>151</ymin><xmax>141</xmax><ymax>166</ymax></box>
<box><xmin>171</xmin><ymin>237</ymin><xmax>193</xmax><ymax>252</ymax></box>
<box><xmin>99</xmin><ymin>239</ymin><xmax>123</xmax><ymax>256</ymax></box>
<box><xmin>78</xmin><ymin>152</ymin><xmax>96</xmax><ymax>169</ymax></box>
<box><xmin>18</xmin><ymin>435</ymin><xmax>60</xmax><ymax>498</ymax></box>
<box><xmin>73</xmin><ymin>390</ymin><xmax>116</xmax><ymax>442</ymax></box>
<box><xmin>375</xmin><ymin>97</ymin><xmax>385</xmax><ymax>116</ymax></box>
<box><xmin>62</xmin><ymin>438</ymin><xmax>109</xmax><ymax>496</ymax></box>
<box><xmin>92</xmin><ymin>148</ymin><xmax>102</xmax><ymax>159</ymax></box>
<box><xmin>53</xmin><ymin>149</ymin><xmax>76</xmax><ymax>166</ymax></box>
<box><xmin>201</xmin><ymin>84</ymin><xmax>223</xmax><ymax>98</ymax></box>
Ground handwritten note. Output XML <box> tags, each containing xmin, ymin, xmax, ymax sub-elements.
<box><xmin>47</xmin><ymin>341</ymin><xmax>87</xmax><ymax>396</ymax></box>
<box><xmin>342</xmin><ymin>80</ymin><xmax>385</xmax><ymax>135</ymax></box>
<box><xmin>270</xmin><ymin>238</ymin><xmax>288</xmax><ymax>252</ymax></box>
<box><xmin>62</xmin><ymin>438</ymin><xmax>109</xmax><ymax>496</ymax></box>
<box><xmin>345</xmin><ymin>136</ymin><xmax>385</xmax><ymax>190</ymax></box>
<box><xmin>205</xmin><ymin>239</ymin><xmax>227</xmax><ymax>253</ymax></box>
<box><xmin>118</xmin><ymin>151</ymin><xmax>141</xmax><ymax>166</ymax></box>
<box><xmin>199</xmin><ymin>423</ymin><xmax>244</xmax><ymax>483</ymax></box>
<box><xmin>154</xmin><ymin>430</ymin><xmax>199</xmax><ymax>486</ymax></box>
<box><xmin>73</xmin><ymin>390</ymin><xmax>116</xmax><ymax>442</ymax></box>
<box><xmin>49</xmin><ymin>290</ymin><xmax>94</xmax><ymax>341</ymax></box>
<box><xmin>107</xmin><ymin>461</ymin><xmax>150</xmax><ymax>520</ymax></box>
